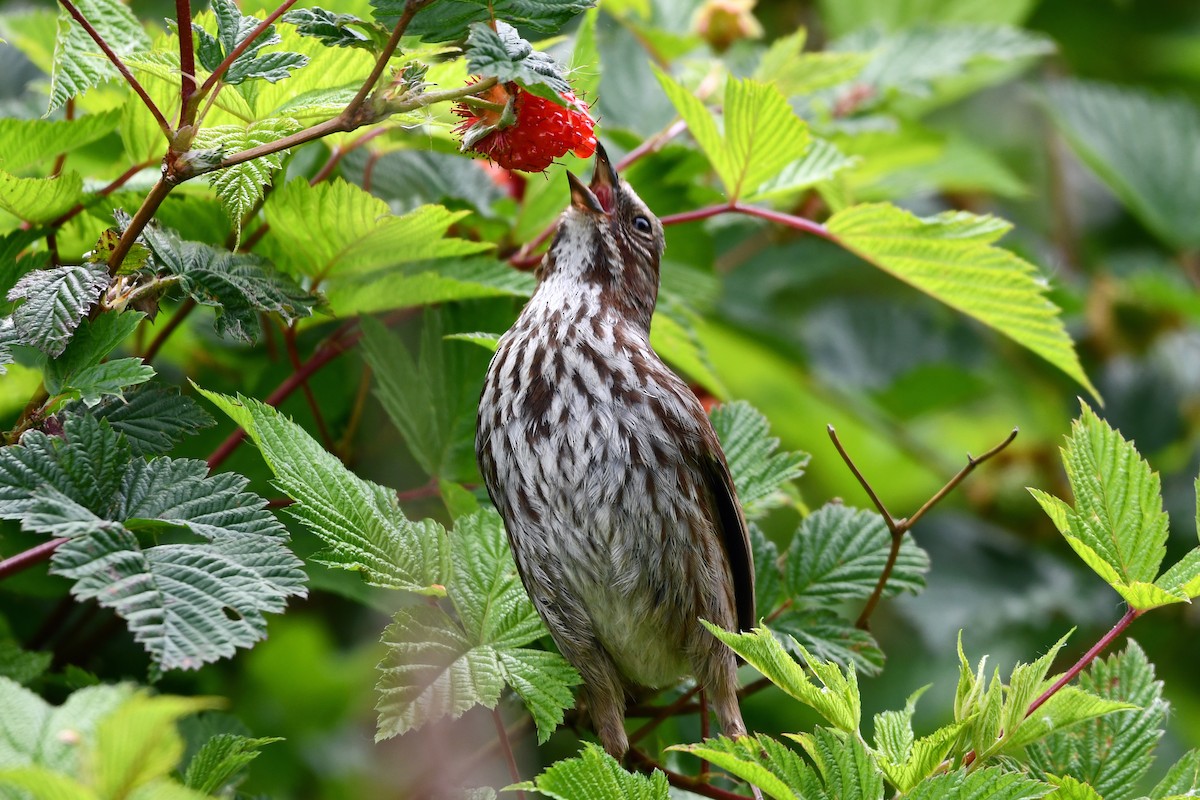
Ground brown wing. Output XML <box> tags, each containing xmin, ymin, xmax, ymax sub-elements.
<box><xmin>701</xmin><ymin>430</ymin><xmax>756</xmax><ymax>632</ymax></box>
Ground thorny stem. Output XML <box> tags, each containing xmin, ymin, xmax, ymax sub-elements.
<box><xmin>627</xmin><ymin>749</ymin><xmax>750</xmax><ymax>800</ymax></box>
<box><xmin>176</xmin><ymin>0</ymin><xmax>196</xmax><ymax>124</ymax></box>
<box><xmin>492</xmin><ymin>709</ymin><xmax>526</xmax><ymax>800</ymax></box>
<box><xmin>58</xmin><ymin>0</ymin><xmax>173</xmax><ymax>139</ymax></box>
<box><xmin>106</xmin><ymin>176</ymin><xmax>173</xmax><ymax>275</ymax></box>
<box><xmin>825</xmin><ymin>425</ymin><xmax>1019</xmax><ymax>630</ymax></box>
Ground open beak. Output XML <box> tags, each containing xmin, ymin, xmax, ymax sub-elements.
<box><xmin>568</xmin><ymin>171</ymin><xmax>605</xmax><ymax>214</ymax></box>
<box><xmin>590</xmin><ymin>143</ymin><xmax>618</xmax><ymax>213</ymax></box>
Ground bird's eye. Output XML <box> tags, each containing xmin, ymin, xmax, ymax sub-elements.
<box><xmin>633</xmin><ymin>215</ymin><xmax>653</xmax><ymax>234</ymax></box>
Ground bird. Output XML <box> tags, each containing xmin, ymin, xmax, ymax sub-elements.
<box><xmin>475</xmin><ymin>143</ymin><xmax>756</xmax><ymax>761</ymax></box>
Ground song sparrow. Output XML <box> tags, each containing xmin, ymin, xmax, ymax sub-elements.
<box><xmin>476</xmin><ymin>145</ymin><xmax>755</xmax><ymax>759</ymax></box>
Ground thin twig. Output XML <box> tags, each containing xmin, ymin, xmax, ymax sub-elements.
<box><xmin>0</xmin><ymin>539</ymin><xmax>65</xmax><ymax>581</ymax></box>
<box><xmin>346</xmin><ymin>0</ymin><xmax>434</xmax><ymax>113</ymax></box>
<box><xmin>58</xmin><ymin>0</ymin><xmax>172</xmax><ymax>138</ymax></box>
<box><xmin>1026</xmin><ymin>607</ymin><xmax>1141</xmax><ymax>717</ymax></box>
<box><xmin>826</xmin><ymin>425</ymin><xmax>900</xmax><ymax>535</ymax></box>
<box><xmin>615</xmin><ymin>119</ymin><xmax>688</xmax><ymax>172</ymax></box>
<box><xmin>904</xmin><ymin>428</ymin><xmax>1019</xmax><ymax>531</ymax></box>
<box><xmin>107</xmin><ymin>176</ymin><xmax>172</xmax><ymax>275</ymax></box>
<box><xmin>284</xmin><ymin>325</ymin><xmax>337</xmax><ymax>451</ymax></box>
<box><xmin>492</xmin><ymin>708</ymin><xmax>526</xmax><ymax>799</ymax></box>
<box><xmin>141</xmin><ymin>298</ymin><xmax>196</xmax><ymax>362</ymax></box>
<box><xmin>628</xmin><ymin>684</ymin><xmax>702</xmax><ymax>745</ymax></box>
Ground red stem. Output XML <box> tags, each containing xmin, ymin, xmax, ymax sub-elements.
<box><xmin>1025</xmin><ymin>606</ymin><xmax>1142</xmax><ymax>718</ymax></box>
<box><xmin>176</xmin><ymin>0</ymin><xmax>196</xmax><ymax>125</ymax></box>
<box><xmin>0</xmin><ymin>539</ymin><xmax>66</xmax><ymax>580</ymax></box>
<box><xmin>58</xmin><ymin>0</ymin><xmax>173</xmax><ymax>138</ymax></box>
<box><xmin>627</xmin><ymin>749</ymin><xmax>748</xmax><ymax>800</ymax></box>
<box><xmin>51</xmin><ymin>161</ymin><xmax>154</xmax><ymax>227</ymax></box>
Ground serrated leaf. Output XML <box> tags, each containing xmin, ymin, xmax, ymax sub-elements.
<box><xmin>195</xmin><ymin>0</ymin><xmax>308</xmax><ymax>85</ymax></box>
<box><xmin>0</xmin><ymin>109</ymin><xmax>122</xmax><ymax>173</ymax></box>
<box><xmin>195</xmin><ymin>119</ymin><xmax>302</xmax><ymax>236</ymax></box>
<box><xmin>771</xmin><ymin>608</ymin><xmax>885</xmax><ymax>676</ymax></box>
<box><xmin>7</xmin><ymin>263</ymin><xmax>108</xmax><ymax>357</ymax></box>
<box><xmin>751</xmin><ymin>523</ymin><xmax>784</xmax><ymax>613</ymax></box>
<box><xmin>0</xmin><ymin>415</ymin><xmax>305</xmax><ymax>672</ymax></box>
<box><xmin>672</xmin><ymin>734</ymin><xmax>813</xmax><ymax>800</ymax></box>
<box><xmin>136</xmin><ymin>219</ymin><xmax>316</xmax><ymax>342</ymax></box>
<box><xmin>58</xmin><ymin>384</ymin><xmax>215</xmax><ymax>457</ymax></box>
<box><xmin>60</xmin><ymin>358</ymin><xmax>156</xmax><ymax>407</ymax></box>
<box><xmin>788</xmin><ymin>727</ymin><xmax>884</xmax><ymax>800</ymax></box>
<box><xmin>1044</xmin><ymin>776</ymin><xmax>1104</xmax><ymax>800</ymax></box>
<box><xmin>709</xmin><ymin>401</ymin><xmax>808</xmax><ymax>518</ymax></box>
<box><xmin>183</xmin><ymin>734</ymin><xmax>280</xmax><ymax>795</ymax></box>
<box><xmin>0</xmin><ymin>169</ymin><xmax>84</xmax><ymax>224</ymax></box>
<box><xmin>905</xmin><ymin>767</ymin><xmax>1052</xmax><ymax>800</ymax></box>
<box><xmin>755</xmin><ymin>29</ymin><xmax>869</xmax><ymax>97</ymax></box>
<box><xmin>49</xmin><ymin>0</ymin><xmax>151</xmax><ymax>113</ymax></box>
<box><xmin>261</xmin><ymin>179</ymin><xmax>492</xmax><ymax>290</ymax></box>
<box><xmin>1007</xmin><ymin>685</ymin><xmax>1135</xmax><ymax>752</ymax></box>
<box><xmin>281</xmin><ymin>8</ymin><xmax>386</xmax><ymax>51</ymax></box>
<box><xmin>1029</xmin><ymin>406</ymin><xmax>1184</xmax><ymax>609</ymax></box>
<box><xmin>655</xmin><ymin>69</ymin><xmax>810</xmax><ymax>200</ymax></box>
<box><xmin>449</xmin><ymin>509</ymin><xmax>544</xmax><ymax>648</ymax></box>
<box><xmin>43</xmin><ymin>311</ymin><xmax>145</xmax><ymax>396</ymax></box>
<box><xmin>785</xmin><ymin>504</ymin><xmax>928</xmax><ymax>602</ymax></box>
<box><xmin>0</xmin><ymin>642</ymin><xmax>52</xmax><ymax>686</ymax></box>
<box><xmin>377</xmin><ymin>0</ymin><xmax>595</xmax><ymax>43</ymax></box>
<box><xmin>465</xmin><ymin>22</ymin><xmax>571</xmax><ymax>101</ymax></box>
<box><xmin>200</xmin><ymin>389</ymin><xmax>451</xmax><ymax>594</ymax></box>
<box><xmin>703</xmin><ymin>622</ymin><xmax>860</xmax><ymax>732</ymax></box>
<box><xmin>510</xmin><ymin>742</ymin><xmax>670</xmax><ymax>800</ymax></box>
<box><xmin>123</xmin><ymin>50</ymin><xmax>255</xmax><ymax>123</ymax></box>
<box><xmin>1042</xmin><ymin>80</ymin><xmax>1200</xmax><ymax>251</ymax></box>
<box><xmin>747</xmin><ymin>138</ymin><xmax>859</xmax><ymax>202</ymax></box>
<box><xmin>1150</xmin><ymin>749</ymin><xmax>1200</xmax><ymax>799</ymax></box>
<box><xmin>1027</xmin><ymin>642</ymin><xmax>1165</xmax><ymax>800</ymax></box>
<box><xmin>825</xmin><ymin>202</ymin><xmax>1097</xmax><ymax>398</ymax></box>
<box><xmin>497</xmin><ymin>648</ymin><xmax>579</xmax><ymax>744</ymax></box>
<box><xmin>324</xmin><ymin>256</ymin><xmax>533</xmax><ymax>316</ymax></box>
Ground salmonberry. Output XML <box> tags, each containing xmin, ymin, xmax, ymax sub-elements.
<box><xmin>454</xmin><ymin>81</ymin><xmax>597</xmax><ymax>173</ymax></box>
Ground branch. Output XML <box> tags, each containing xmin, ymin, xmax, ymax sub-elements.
<box><xmin>51</xmin><ymin>160</ymin><xmax>155</xmax><ymax>227</ymax></box>
<box><xmin>58</xmin><ymin>0</ymin><xmax>173</xmax><ymax>139</ymax></box>
<box><xmin>825</xmin><ymin>425</ymin><xmax>1019</xmax><ymax>630</ymax></box>
<box><xmin>1025</xmin><ymin>606</ymin><xmax>1142</xmax><ymax>717</ymax></box>
<box><xmin>176</xmin><ymin>0</ymin><xmax>196</xmax><ymax>124</ymax></box>
<box><xmin>346</xmin><ymin>0</ymin><xmax>434</xmax><ymax>113</ymax></box>
<box><xmin>0</xmin><ymin>539</ymin><xmax>66</xmax><ymax>581</ymax></box>
<box><xmin>106</xmin><ymin>175</ymin><xmax>173</xmax><ymax>275</ymax></box>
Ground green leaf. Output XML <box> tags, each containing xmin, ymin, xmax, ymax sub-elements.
<box><xmin>709</xmin><ymin>400</ymin><xmax>809</xmax><ymax>518</ymax></box>
<box><xmin>747</xmin><ymin>139</ymin><xmax>859</xmax><ymax>202</ymax></box>
<box><xmin>58</xmin><ymin>384</ymin><xmax>215</xmax><ymax>457</ymax></box>
<box><xmin>1006</xmin><ymin>685</ymin><xmax>1135</xmax><ymax>752</ymax></box>
<box><xmin>194</xmin><ymin>0</ymin><xmax>308</xmax><ymax>85</ymax></box>
<box><xmin>0</xmin><ymin>169</ymin><xmax>84</xmax><ymax>224</ymax></box>
<box><xmin>0</xmin><ymin>109</ymin><xmax>122</xmax><ymax>174</ymax></box>
<box><xmin>818</xmin><ymin>0</ymin><xmax>1038</xmax><ymax>37</ymax></box>
<box><xmin>751</xmin><ymin>523</ymin><xmax>784</xmax><ymax>613</ymax></box>
<box><xmin>182</xmin><ymin>734</ymin><xmax>280</xmax><ymax>795</ymax></box>
<box><xmin>788</xmin><ymin>727</ymin><xmax>884</xmax><ymax>800</ymax></box>
<box><xmin>6</xmin><ymin>263</ymin><xmax>108</xmax><ymax>357</ymax></box>
<box><xmin>58</xmin><ymin>358</ymin><xmax>155</xmax><ymax>407</ymax></box>
<box><xmin>0</xmin><ymin>641</ymin><xmax>52</xmax><ymax>686</ymax></box>
<box><xmin>464</xmin><ymin>22</ymin><xmax>571</xmax><ymax>101</ymax></box>
<box><xmin>756</xmin><ymin>30</ymin><xmax>868</xmax><ymax>97</ymax></box>
<box><xmin>136</xmin><ymin>218</ymin><xmax>316</xmax><ymax>343</ymax></box>
<box><xmin>771</xmin><ymin>608</ymin><xmax>885</xmax><ymax>676</ymax></box>
<box><xmin>825</xmin><ymin>202</ymin><xmax>1097</xmax><ymax>399</ymax></box>
<box><xmin>377</xmin><ymin>0</ymin><xmax>595</xmax><ymax>43</ymax></box>
<box><xmin>873</xmin><ymin>690</ymin><xmax>967</xmax><ymax>792</ymax></box>
<box><xmin>1150</xmin><ymin>749</ymin><xmax>1200</xmax><ymax>799</ymax></box>
<box><xmin>263</xmin><ymin>180</ymin><xmax>493</xmax><ymax>282</ymax></box>
<box><xmin>0</xmin><ymin>415</ymin><xmax>305</xmax><ymax>672</ymax></box>
<box><xmin>510</xmin><ymin>742</ymin><xmax>669</xmax><ymax>800</ymax></box>
<box><xmin>1044</xmin><ymin>777</ymin><xmax>1104</xmax><ymax>800</ymax></box>
<box><xmin>0</xmin><ymin>677</ymin><xmax>132</xmax><ymax>776</ymax></box>
<box><xmin>199</xmin><ymin>389</ymin><xmax>450</xmax><ymax>595</ymax></box>
<box><xmin>49</xmin><ymin>0</ymin><xmax>151</xmax><ymax>113</ymax></box>
<box><xmin>324</xmin><ymin>256</ymin><xmax>533</xmax><ymax>317</ymax></box>
<box><xmin>905</xmin><ymin>767</ymin><xmax>1052</xmax><ymax>800</ymax></box>
<box><xmin>195</xmin><ymin>118</ymin><xmax>303</xmax><ymax>236</ymax></box>
<box><xmin>703</xmin><ymin>622</ymin><xmax>860</xmax><ymax>732</ymax></box>
<box><xmin>281</xmin><ymin>8</ymin><xmax>387</xmax><ymax>51</ymax></box>
<box><xmin>654</xmin><ymin>69</ymin><xmax>810</xmax><ymax>200</ymax></box>
<box><xmin>1042</xmin><ymin>80</ymin><xmax>1200</xmax><ymax>251</ymax></box>
<box><xmin>1029</xmin><ymin>406</ymin><xmax>1184</xmax><ymax>609</ymax></box>
<box><xmin>0</xmin><ymin>766</ymin><xmax>95</xmax><ymax>799</ymax></box>
<box><xmin>785</xmin><ymin>504</ymin><xmax>928</xmax><ymax>602</ymax></box>
<box><xmin>672</xmin><ymin>734</ymin><xmax>816</xmax><ymax>800</ymax></box>
<box><xmin>1026</xmin><ymin>642</ymin><xmax>1165</xmax><ymax>800</ymax></box>
<box><xmin>43</xmin><ymin>310</ymin><xmax>145</xmax><ymax>396</ymax></box>
<box><xmin>376</xmin><ymin>509</ymin><xmax>579</xmax><ymax>742</ymax></box>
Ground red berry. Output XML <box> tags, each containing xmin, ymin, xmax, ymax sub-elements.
<box><xmin>454</xmin><ymin>81</ymin><xmax>597</xmax><ymax>173</ymax></box>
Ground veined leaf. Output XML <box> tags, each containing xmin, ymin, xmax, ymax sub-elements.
<box><xmin>376</xmin><ymin>0</ymin><xmax>594</xmax><ymax>42</ymax></box>
<box><xmin>0</xmin><ymin>169</ymin><xmax>84</xmax><ymax>224</ymax></box>
<box><xmin>672</xmin><ymin>734</ymin><xmax>818</xmax><ymax>800</ymax></box>
<box><xmin>376</xmin><ymin>510</ymin><xmax>579</xmax><ymax>743</ymax></box>
<box><xmin>1029</xmin><ymin>405</ymin><xmax>1189</xmax><ymax>609</ymax></box>
<box><xmin>0</xmin><ymin>678</ymin><xmax>132</xmax><ymax>777</ymax></box>
<box><xmin>6</xmin><ymin>262</ymin><xmax>108</xmax><ymax>357</ymax></box>
<box><xmin>655</xmin><ymin>69</ymin><xmax>810</xmax><ymax>201</ymax></box>
<box><xmin>281</xmin><ymin>8</ymin><xmax>388</xmax><ymax>51</ymax></box>
<box><xmin>704</xmin><ymin>622</ymin><xmax>860</xmax><ymax>732</ymax></box>
<box><xmin>49</xmin><ymin>0</ymin><xmax>151</xmax><ymax>113</ymax></box>
<box><xmin>195</xmin><ymin>118</ymin><xmax>302</xmax><ymax>236</ymax></box>
<box><xmin>58</xmin><ymin>357</ymin><xmax>155</xmax><ymax>407</ymax></box>
<box><xmin>1044</xmin><ymin>777</ymin><xmax>1105</xmax><ymax>800</ymax></box>
<box><xmin>465</xmin><ymin>21</ymin><xmax>572</xmax><ymax>102</ymax></box>
<box><xmin>193</xmin><ymin>0</ymin><xmax>308</xmax><ymax>85</ymax></box>
<box><xmin>905</xmin><ymin>767</ymin><xmax>1052</xmax><ymax>800</ymax></box>
<box><xmin>1150</xmin><ymin>749</ymin><xmax>1200</xmax><ymax>799</ymax></box>
<box><xmin>755</xmin><ymin>30</ymin><xmax>868</xmax><ymax>97</ymax></box>
<box><xmin>199</xmin><ymin>389</ymin><xmax>450</xmax><ymax>595</ymax></box>
<box><xmin>747</xmin><ymin>139</ymin><xmax>858</xmax><ymax>202</ymax></box>
<box><xmin>509</xmin><ymin>743</ymin><xmax>669</xmax><ymax>800</ymax></box>
<box><xmin>773</xmin><ymin>608</ymin><xmax>885</xmax><ymax>676</ymax></box>
<box><xmin>787</xmin><ymin>727</ymin><xmax>884</xmax><ymax>800</ymax></box>
<box><xmin>826</xmin><ymin>202</ymin><xmax>1097</xmax><ymax>398</ymax></box>
<box><xmin>59</xmin><ymin>384</ymin><xmax>215</xmax><ymax>457</ymax></box>
<box><xmin>785</xmin><ymin>504</ymin><xmax>928</xmax><ymax>602</ymax></box>
<box><xmin>1043</xmin><ymin>80</ymin><xmax>1200</xmax><ymax>251</ymax></box>
<box><xmin>0</xmin><ymin>109</ymin><xmax>122</xmax><ymax>173</ymax></box>
<box><xmin>751</xmin><ymin>523</ymin><xmax>784</xmax><ymax>614</ymax></box>
<box><xmin>183</xmin><ymin>734</ymin><xmax>280</xmax><ymax>795</ymax></box>
<box><xmin>323</xmin><ymin>257</ymin><xmax>533</xmax><ymax>317</ymax></box>
<box><xmin>43</xmin><ymin>311</ymin><xmax>145</xmax><ymax>396</ymax></box>
<box><xmin>709</xmin><ymin>400</ymin><xmax>809</xmax><ymax>518</ymax></box>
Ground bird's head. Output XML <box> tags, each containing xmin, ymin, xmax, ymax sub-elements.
<box><xmin>539</xmin><ymin>144</ymin><xmax>665</xmax><ymax>329</ymax></box>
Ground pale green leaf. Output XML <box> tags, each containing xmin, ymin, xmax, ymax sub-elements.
<box><xmin>785</xmin><ymin>504</ymin><xmax>928</xmax><ymax>602</ymax></box>
<box><xmin>323</xmin><ymin>257</ymin><xmax>533</xmax><ymax>317</ymax></box>
<box><xmin>496</xmin><ymin>649</ymin><xmax>580</xmax><ymax>745</ymax></box>
<box><xmin>195</xmin><ymin>118</ymin><xmax>302</xmax><ymax>236</ymax></box>
<box><xmin>1005</xmin><ymin>685</ymin><xmax>1136</xmax><ymax>752</ymax></box>
<box><xmin>709</xmin><ymin>400</ymin><xmax>809</xmax><ymax>518</ymax></box>
<box><xmin>1044</xmin><ymin>776</ymin><xmax>1105</xmax><ymax>800</ymax></box>
<box><xmin>755</xmin><ymin>30</ymin><xmax>868</xmax><ymax>96</ymax></box>
<box><xmin>0</xmin><ymin>109</ymin><xmax>122</xmax><ymax>173</ymax></box>
<box><xmin>650</xmin><ymin>305</ymin><xmax>726</xmax><ymax>398</ymax></box>
<box><xmin>826</xmin><ymin>202</ymin><xmax>1097</xmax><ymax>398</ymax></box>
<box><xmin>1043</xmin><ymin>80</ymin><xmax>1200</xmax><ymax>251</ymax></box>
<box><xmin>198</xmin><ymin>389</ymin><xmax>450</xmax><ymax>594</ymax></box>
<box><xmin>818</xmin><ymin>0</ymin><xmax>1038</xmax><ymax>37</ymax></box>
<box><xmin>59</xmin><ymin>358</ymin><xmax>155</xmax><ymax>407</ymax></box>
<box><xmin>123</xmin><ymin>50</ymin><xmax>255</xmax><ymax>123</ymax></box>
<box><xmin>49</xmin><ymin>0</ymin><xmax>151</xmax><ymax>113</ymax></box>
<box><xmin>59</xmin><ymin>384</ymin><xmax>215</xmax><ymax>458</ymax></box>
<box><xmin>905</xmin><ymin>767</ymin><xmax>1052</xmax><ymax>800</ymax></box>
<box><xmin>788</xmin><ymin>727</ymin><xmax>884</xmax><ymax>800</ymax></box>
<box><xmin>445</xmin><ymin>332</ymin><xmax>502</xmax><ymax>352</ymax></box>
<box><xmin>671</xmin><ymin>734</ymin><xmax>810</xmax><ymax>800</ymax></box>
<box><xmin>0</xmin><ymin>170</ymin><xmax>84</xmax><ymax>224</ymax></box>
<box><xmin>703</xmin><ymin>622</ymin><xmax>859</xmax><ymax>731</ymax></box>
<box><xmin>747</xmin><ymin>139</ymin><xmax>859</xmax><ymax>202</ymax></box>
<box><xmin>655</xmin><ymin>69</ymin><xmax>810</xmax><ymax>200</ymax></box>
<box><xmin>510</xmin><ymin>743</ymin><xmax>670</xmax><ymax>800</ymax></box>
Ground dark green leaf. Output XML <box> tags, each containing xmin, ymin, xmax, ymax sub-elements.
<box><xmin>772</xmin><ymin>608</ymin><xmax>885</xmax><ymax>676</ymax></box>
<box><xmin>750</xmin><ymin>523</ymin><xmax>784</xmax><ymax>614</ymax></box>
<box><xmin>0</xmin><ymin>642</ymin><xmax>52</xmax><ymax>686</ymax></box>
<box><xmin>375</xmin><ymin>0</ymin><xmax>595</xmax><ymax>43</ymax></box>
<box><xmin>282</xmin><ymin>8</ymin><xmax>387</xmax><ymax>50</ymax></box>
<box><xmin>6</xmin><ymin>263</ymin><xmax>108</xmax><ymax>357</ymax></box>
<box><xmin>1150</xmin><ymin>749</ymin><xmax>1200</xmax><ymax>799</ymax></box>
<box><xmin>59</xmin><ymin>358</ymin><xmax>155</xmax><ymax>407</ymax></box>
<box><xmin>196</xmin><ymin>0</ymin><xmax>308</xmax><ymax>85</ymax></box>
<box><xmin>58</xmin><ymin>384</ymin><xmax>215</xmax><ymax>458</ymax></box>
<box><xmin>710</xmin><ymin>401</ymin><xmax>809</xmax><ymax>519</ymax></box>
<box><xmin>43</xmin><ymin>311</ymin><xmax>145</xmax><ymax>396</ymax></box>
<box><xmin>465</xmin><ymin>22</ymin><xmax>571</xmax><ymax>100</ymax></box>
